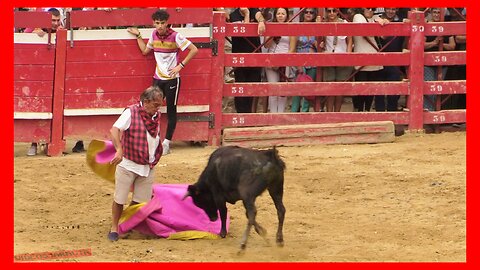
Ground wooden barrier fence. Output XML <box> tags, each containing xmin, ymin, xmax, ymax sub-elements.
<box><xmin>13</xmin><ymin>8</ymin><xmax>466</xmax><ymax>156</ymax></box>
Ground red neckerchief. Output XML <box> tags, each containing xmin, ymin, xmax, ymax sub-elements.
<box><xmin>138</xmin><ymin>103</ymin><xmax>159</xmax><ymax>137</ymax></box>
<box><xmin>155</xmin><ymin>28</ymin><xmax>174</xmax><ymax>41</ymax></box>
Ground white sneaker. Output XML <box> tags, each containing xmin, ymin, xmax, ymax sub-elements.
<box><xmin>162</xmin><ymin>142</ymin><xmax>170</xmax><ymax>155</ymax></box>
<box><xmin>27</xmin><ymin>145</ymin><xmax>37</xmax><ymax>156</ymax></box>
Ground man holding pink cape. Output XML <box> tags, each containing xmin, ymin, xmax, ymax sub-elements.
<box><xmin>108</xmin><ymin>86</ymin><xmax>164</xmax><ymax>241</ymax></box>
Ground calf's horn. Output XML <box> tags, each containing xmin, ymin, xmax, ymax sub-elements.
<box><xmin>181</xmin><ymin>191</ymin><xmax>191</xmax><ymax>201</ymax></box>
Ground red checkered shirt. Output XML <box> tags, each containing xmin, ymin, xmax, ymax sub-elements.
<box><xmin>122</xmin><ymin>104</ymin><xmax>162</xmax><ymax>168</ymax></box>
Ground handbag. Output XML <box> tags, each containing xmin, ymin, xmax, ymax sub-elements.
<box><xmin>295</xmin><ymin>73</ymin><xmax>315</xmax><ymax>103</ymax></box>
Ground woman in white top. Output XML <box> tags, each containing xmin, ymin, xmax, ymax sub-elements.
<box><xmin>319</xmin><ymin>8</ymin><xmax>353</xmax><ymax>112</ymax></box>
<box><xmin>263</xmin><ymin>8</ymin><xmax>296</xmax><ymax>113</ymax></box>
<box><xmin>352</xmin><ymin>8</ymin><xmax>384</xmax><ymax>112</ymax></box>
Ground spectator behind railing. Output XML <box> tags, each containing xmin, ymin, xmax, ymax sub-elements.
<box><xmin>375</xmin><ymin>8</ymin><xmax>406</xmax><ymax>112</ymax></box>
<box><xmin>23</xmin><ymin>7</ymin><xmax>64</xmax><ymax>37</ymax></box>
<box><xmin>351</xmin><ymin>8</ymin><xmax>385</xmax><ymax>112</ymax></box>
<box><xmin>444</xmin><ymin>7</ymin><xmax>466</xmax><ymax>110</ymax></box>
<box><xmin>423</xmin><ymin>7</ymin><xmax>456</xmax><ymax>111</ymax></box>
<box><xmin>228</xmin><ymin>8</ymin><xmax>266</xmax><ymax>113</ymax></box>
<box><xmin>290</xmin><ymin>8</ymin><xmax>318</xmax><ymax>112</ymax></box>
<box><xmin>263</xmin><ymin>8</ymin><xmax>297</xmax><ymax>113</ymax></box>
<box><xmin>319</xmin><ymin>8</ymin><xmax>353</xmax><ymax>112</ymax></box>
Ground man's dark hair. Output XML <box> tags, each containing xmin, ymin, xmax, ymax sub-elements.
<box><xmin>152</xmin><ymin>9</ymin><xmax>170</xmax><ymax>21</ymax></box>
<box><xmin>47</xmin><ymin>8</ymin><xmax>61</xmax><ymax>17</ymax></box>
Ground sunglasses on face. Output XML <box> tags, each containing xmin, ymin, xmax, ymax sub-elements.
<box><xmin>304</xmin><ymin>10</ymin><xmax>314</xmax><ymax>14</ymax></box>
<box><xmin>326</xmin><ymin>9</ymin><xmax>337</xmax><ymax>13</ymax></box>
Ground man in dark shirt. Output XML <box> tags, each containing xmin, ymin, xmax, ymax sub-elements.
<box><xmin>375</xmin><ymin>8</ymin><xmax>406</xmax><ymax>111</ymax></box>
<box><xmin>229</xmin><ymin>8</ymin><xmax>266</xmax><ymax>113</ymax></box>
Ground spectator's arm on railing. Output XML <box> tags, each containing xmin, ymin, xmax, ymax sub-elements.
<box><xmin>254</xmin><ymin>9</ymin><xmax>266</xmax><ymax>35</ymax></box>
<box><xmin>444</xmin><ymin>36</ymin><xmax>456</xmax><ymax>51</ymax></box>
<box><xmin>455</xmin><ymin>35</ymin><xmax>466</xmax><ymax>44</ymax></box>
<box><xmin>347</xmin><ymin>36</ymin><xmax>353</xmax><ymax>53</ymax></box>
<box><xmin>424</xmin><ymin>37</ymin><xmax>439</xmax><ymax>50</ymax></box>
<box><xmin>127</xmin><ymin>27</ymin><xmax>151</xmax><ymax>55</ymax></box>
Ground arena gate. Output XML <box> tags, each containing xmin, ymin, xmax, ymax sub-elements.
<box><xmin>14</xmin><ymin>9</ymin><xmax>466</xmax><ymax>156</ymax></box>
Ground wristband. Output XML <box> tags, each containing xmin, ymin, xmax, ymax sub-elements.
<box><xmin>179</xmin><ymin>62</ymin><xmax>185</xmax><ymax>68</ymax></box>
<box><xmin>136</xmin><ymin>33</ymin><xmax>142</xmax><ymax>38</ymax></box>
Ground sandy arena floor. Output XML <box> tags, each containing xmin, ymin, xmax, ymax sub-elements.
<box><xmin>13</xmin><ymin>131</ymin><xmax>466</xmax><ymax>262</ymax></box>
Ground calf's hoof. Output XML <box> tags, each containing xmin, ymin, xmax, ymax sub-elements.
<box><xmin>219</xmin><ymin>231</ymin><xmax>227</xmax><ymax>238</ymax></box>
<box><xmin>255</xmin><ymin>226</ymin><xmax>267</xmax><ymax>237</ymax></box>
<box><xmin>276</xmin><ymin>239</ymin><xmax>284</xmax><ymax>247</ymax></box>
<box><xmin>237</xmin><ymin>248</ymin><xmax>246</xmax><ymax>256</ymax></box>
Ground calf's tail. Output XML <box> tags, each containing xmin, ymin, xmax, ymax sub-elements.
<box><xmin>265</xmin><ymin>146</ymin><xmax>286</xmax><ymax>171</ymax></box>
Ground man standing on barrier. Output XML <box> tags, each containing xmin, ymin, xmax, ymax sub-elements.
<box><xmin>128</xmin><ymin>9</ymin><xmax>198</xmax><ymax>155</ymax></box>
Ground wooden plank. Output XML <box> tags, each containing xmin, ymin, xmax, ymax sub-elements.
<box><xmin>65</xmin><ymin>77</ymin><xmax>151</xmax><ymax>94</ymax></box>
<box><xmin>63</xmin><ymin>114</ymin><xmax>209</xmax><ymax>141</ymax></box>
<box><xmin>209</xmin><ymin>12</ymin><xmax>227</xmax><ymax>146</ymax></box>
<box><xmin>66</xmin><ymin>43</ymin><xmax>212</xmax><ymax>62</ymax></box>
<box><xmin>224</xmin><ymin>81</ymin><xmax>409</xmax><ymax>97</ymax></box>
<box><xmin>222</xmin><ymin>112</ymin><xmax>410</xmax><ymax>127</ymax></box>
<box><xmin>69</xmin><ymin>8</ymin><xmax>213</xmax><ymax>28</ymax></box>
<box><xmin>14</xmin><ymin>47</ymin><xmax>55</xmax><ymax>65</ymax></box>
<box><xmin>222</xmin><ymin>122</ymin><xmax>395</xmax><ymax>148</ymax></box>
<box><xmin>14</xmin><ymin>97</ymin><xmax>52</xmax><ymax>112</ymax></box>
<box><xmin>423</xmin><ymin>110</ymin><xmax>466</xmax><ymax>125</ymax></box>
<box><xmin>66</xmin><ymin>44</ymin><xmax>153</xmax><ymax>61</ymax></box>
<box><xmin>14</xmin><ymin>119</ymin><xmax>51</xmax><ymax>142</ymax></box>
<box><xmin>65</xmin><ymin>59</ymin><xmax>211</xmax><ymax>78</ymax></box>
<box><xmin>49</xmin><ymin>29</ymin><xmax>68</xmax><ymax>156</ymax></box>
<box><xmin>223</xmin><ymin>133</ymin><xmax>395</xmax><ymax>148</ymax></box>
<box><xmin>424</xmin><ymin>51</ymin><xmax>466</xmax><ymax>66</ymax></box>
<box><xmin>14</xmin><ymin>11</ymin><xmax>51</xmax><ymax>28</ymax></box>
<box><xmin>14</xmin><ymin>65</ymin><xmax>54</xmax><ymax>81</ymax></box>
<box><xmin>425</xmin><ymin>22</ymin><xmax>466</xmax><ymax>35</ymax></box>
<box><xmin>66</xmin><ymin>61</ymin><xmax>153</xmax><ymax>77</ymax></box>
<box><xmin>14</xmin><ymin>43</ymin><xmax>54</xmax><ymax>50</ymax></box>
<box><xmin>226</xmin><ymin>22</ymin><xmax>411</xmax><ymax>37</ymax></box>
<box><xmin>223</xmin><ymin>122</ymin><xmax>394</xmax><ymax>141</ymax></box>
<box><xmin>14</xmin><ymin>81</ymin><xmax>53</xmax><ymax>97</ymax></box>
<box><xmin>14</xmin><ymin>112</ymin><xmax>52</xmax><ymax>119</ymax></box>
<box><xmin>179</xmin><ymin>91</ymin><xmax>211</xmax><ymax>105</ymax></box>
<box><xmin>65</xmin><ymin>74</ymin><xmax>211</xmax><ymax>94</ymax></box>
<box><xmin>14</xmin><ymin>32</ymin><xmax>55</xmax><ymax>44</ymax></box>
<box><xmin>63</xmin><ymin>115</ymin><xmax>123</xmax><ymax>140</ymax></box>
<box><xmin>423</xmin><ymin>80</ymin><xmax>466</xmax><ymax>95</ymax></box>
<box><xmin>407</xmin><ymin>11</ymin><xmax>426</xmax><ymax>131</ymax></box>
<box><xmin>68</xmin><ymin>28</ymin><xmax>210</xmax><ymax>41</ymax></box>
<box><xmin>63</xmin><ymin>90</ymin><xmax>211</xmax><ymax>109</ymax></box>
<box><xmin>63</xmin><ymin>105</ymin><xmax>209</xmax><ymax>116</ymax></box>
<box><xmin>225</xmin><ymin>52</ymin><xmax>410</xmax><ymax>67</ymax></box>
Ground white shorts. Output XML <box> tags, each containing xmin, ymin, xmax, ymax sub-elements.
<box><xmin>114</xmin><ymin>165</ymin><xmax>154</xmax><ymax>205</ymax></box>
